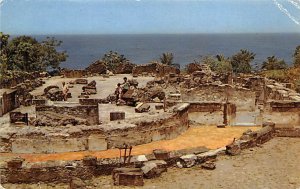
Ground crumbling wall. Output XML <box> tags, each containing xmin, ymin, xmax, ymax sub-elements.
<box><xmin>276</xmin><ymin>127</ymin><xmax>300</xmax><ymax>137</ymax></box>
<box><xmin>132</xmin><ymin>63</ymin><xmax>180</xmax><ymax>77</ymax></box>
<box><xmin>2</xmin><ymin>104</ymin><xmax>189</xmax><ymax>154</ymax></box>
<box><xmin>187</xmin><ymin>102</ymin><xmax>236</xmax><ymax>125</ymax></box>
<box><xmin>242</xmin><ymin>76</ymin><xmax>266</xmax><ymax>104</ymax></box>
<box><xmin>264</xmin><ymin>80</ymin><xmax>300</xmax><ymax>101</ymax></box>
<box><xmin>263</xmin><ymin>101</ymin><xmax>300</xmax><ymax>127</ymax></box>
<box><xmin>0</xmin><ymin>90</ymin><xmax>19</xmax><ymax>116</ymax></box>
<box><xmin>36</xmin><ymin>105</ymin><xmax>99</xmax><ymax>125</ymax></box>
<box><xmin>182</xmin><ymin>85</ymin><xmax>255</xmax><ymax>111</ymax></box>
<box><xmin>105</xmin><ymin>104</ymin><xmax>190</xmax><ymax>148</ymax></box>
<box><xmin>0</xmin><ymin>126</ymin><xmax>276</xmax><ymax>184</ymax></box>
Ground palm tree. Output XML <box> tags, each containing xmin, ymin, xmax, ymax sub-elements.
<box><xmin>231</xmin><ymin>49</ymin><xmax>255</xmax><ymax>73</ymax></box>
<box><xmin>160</xmin><ymin>52</ymin><xmax>174</xmax><ymax>65</ymax></box>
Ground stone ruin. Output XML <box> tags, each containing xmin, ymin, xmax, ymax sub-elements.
<box><xmin>132</xmin><ymin>62</ymin><xmax>180</xmax><ymax>77</ymax></box>
<box><xmin>1</xmin><ymin>62</ymin><xmax>300</xmax><ymax>187</ymax></box>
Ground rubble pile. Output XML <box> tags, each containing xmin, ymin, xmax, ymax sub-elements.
<box><xmin>132</xmin><ymin>62</ymin><xmax>180</xmax><ymax>77</ymax></box>
<box><xmin>85</xmin><ymin>61</ymin><xmax>135</xmax><ymax>75</ymax></box>
<box><xmin>186</xmin><ymin>63</ymin><xmax>211</xmax><ymax>74</ymax></box>
<box><xmin>85</xmin><ymin>60</ymin><xmax>107</xmax><ymax>75</ymax></box>
<box><xmin>44</xmin><ymin>86</ymin><xmax>65</xmax><ymax>101</ymax></box>
<box><xmin>82</xmin><ymin>80</ymin><xmax>97</xmax><ymax>95</ymax></box>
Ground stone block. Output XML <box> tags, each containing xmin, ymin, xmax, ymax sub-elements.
<box><xmin>201</xmin><ymin>161</ymin><xmax>216</xmax><ymax>170</ymax></box>
<box><xmin>141</xmin><ymin>161</ymin><xmax>167</xmax><ymax>179</ymax></box>
<box><xmin>217</xmin><ymin>124</ymin><xmax>226</xmax><ymax>128</ymax></box>
<box><xmin>179</xmin><ymin>154</ymin><xmax>197</xmax><ymax>168</ymax></box>
<box><xmin>82</xmin><ymin>156</ymin><xmax>97</xmax><ymax>166</ymax></box>
<box><xmin>155</xmin><ymin>104</ymin><xmax>164</xmax><ymax>110</ymax></box>
<box><xmin>135</xmin><ymin>103</ymin><xmax>150</xmax><ymax>113</ymax></box>
<box><xmin>110</xmin><ymin>112</ymin><xmax>125</xmax><ymax>121</ymax></box>
<box><xmin>70</xmin><ymin>177</ymin><xmax>86</xmax><ymax>189</ymax></box>
<box><xmin>153</xmin><ymin>149</ymin><xmax>170</xmax><ymax>160</ymax></box>
<box><xmin>226</xmin><ymin>142</ymin><xmax>241</xmax><ymax>156</ymax></box>
<box><xmin>112</xmin><ymin>168</ymin><xmax>144</xmax><ymax>186</ymax></box>
<box><xmin>262</xmin><ymin>122</ymin><xmax>275</xmax><ymax>128</ymax></box>
<box><xmin>88</xmin><ymin>134</ymin><xmax>107</xmax><ymax>151</ymax></box>
<box><xmin>7</xmin><ymin>157</ymin><xmax>25</xmax><ymax>169</ymax></box>
<box><xmin>197</xmin><ymin>150</ymin><xmax>218</xmax><ymax>163</ymax></box>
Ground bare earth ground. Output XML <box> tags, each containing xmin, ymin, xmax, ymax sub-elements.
<box><xmin>3</xmin><ymin>137</ymin><xmax>300</xmax><ymax>189</ymax></box>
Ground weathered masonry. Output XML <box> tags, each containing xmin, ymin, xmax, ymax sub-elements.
<box><xmin>0</xmin><ymin>89</ymin><xmax>19</xmax><ymax>117</ymax></box>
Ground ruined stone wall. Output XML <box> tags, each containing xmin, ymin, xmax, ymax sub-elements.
<box><xmin>276</xmin><ymin>128</ymin><xmax>300</xmax><ymax>137</ymax></box>
<box><xmin>0</xmin><ymin>126</ymin><xmax>276</xmax><ymax>184</ymax></box>
<box><xmin>132</xmin><ymin>63</ymin><xmax>180</xmax><ymax>77</ymax></box>
<box><xmin>0</xmin><ymin>90</ymin><xmax>19</xmax><ymax>117</ymax></box>
<box><xmin>187</xmin><ymin>102</ymin><xmax>236</xmax><ymax>125</ymax></box>
<box><xmin>242</xmin><ymin>77</ymin><xmax>266</xmax><ymax>104</ymax></box>
<box><xmin>105</xmin><ymin>104</ymin><xmax>190</xmax><ymax>148</ymax></box>
<box><xmin>1</xmin><ymin>158</ymin><xmax>119</xmax><ymax>184</ymax></box>
<box><xmin>182</xmin><ymin>85</ymin><xmax>255</xmax><ymax>111</ymax></box>
<box><xmin>263</xmin><ymin>101</ymin><xmax>300</xmax><ymax>127</ymax></box>
<box><xmin>264</xmin><ymin>81</ymin><xmax>300</xmax><ymax>102</ymax></box>
<box><xmin>36</xmin><ymin>105</ymin><xmax>99</xmax><ymax>125</ymax></box>
<box><xmin>2</xmin><ymin>104</ymin><xmax>189</xmax><ymax>154</ymax></box>
<box><xmin>63</xmin><ymin>69</ymin><xmax>87</xmax><ymax>78</ymax></box>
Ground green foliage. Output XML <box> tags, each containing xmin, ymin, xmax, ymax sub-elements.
<box><xmin>261</xmin><ymin>69</ymin><xmax>287</xmax><ymax>82</ymax></box>
<box><xmin>261</xmin><ymin>56</ymin><xmax>287</xmax><ymax>70</ymax></box>
<box><xmin>160</xmin><ymin>52</ymin><xmax>174</xmax><ymax>65</ymax></box>
<box><xmin>201</xmin><ymin>55</ymin><xmax>232</xmax><ymax>74</ymax></box>
<box><xmin>231</xmin><ymin>49</ymin><xmax>255</xmax><ymax>73</ymax></box>
<box><xmin>294</xmin><ymin>45</ymin><xmax>300</xmax><ymax>68</ymax></box>
<box><xmin>101</xmin><ymin>51</ymin><xmax>130</xmax><ymax>71</ymax></box>
<box><xmin>0</xmin><ymin>33</ymin><xmax>67</xmax><ymax>80</ymax></box>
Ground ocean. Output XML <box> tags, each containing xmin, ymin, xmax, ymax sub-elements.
<box><xmin>34</xmin><ymin>33</ymin><xmax>300</xmax><ymax>69</ymax></box>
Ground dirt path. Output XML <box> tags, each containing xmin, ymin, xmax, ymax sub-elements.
<box><xmin>3</xmin><ymin>137</ymin><xmax>300</xmax><ymax>189</ymax></box>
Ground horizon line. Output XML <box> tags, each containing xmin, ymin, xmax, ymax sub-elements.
<box><xmin>6</xmin><ymin>31</ymin><xmax>300</xmax><ymax>36</ymax></box>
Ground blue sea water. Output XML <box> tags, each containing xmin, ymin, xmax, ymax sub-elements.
<box><xmin>34</xmin><ymin>33</ymin><xmax>300</xmax><ymax>69</ymax></box>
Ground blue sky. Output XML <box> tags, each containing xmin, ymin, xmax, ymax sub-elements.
<box><xmin>1</xmin><ymin>0</ymin><xmax>300</xmax><ymax>35</ymax></box>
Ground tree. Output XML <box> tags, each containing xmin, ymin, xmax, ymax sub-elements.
<box><xmin>101</xmin><ymin>51</ymin><xmax>130</xmax><ymax>71</ymax></box>
<box><xmin>201</xmin><ymin>55</ymin><xmax>232</xmax><ymax>74</ymax></box>
<box><xmin>0</xmin><ymin>32</ymin><xmax>10</xmax><ymax>79</ymax></box>
<box><xmin>160</xmin><ymin>52</ymin><xmax>174</xmax><ymax>65</ymax></box>
<box><xmin>231</xmin><ymin>49</ymin><xmax>255</xmax><ymax>73</ymax></box>
<box><xmin>1</xmin><ymin>34</ymin><xmax>67</xmax><ymax>73</ymax></box>
<box><xmin>261</xmin><ymin>56</ymin><xmax>287</xmax><ymax>70</ymax></box>
<box><xmin>294</xmin><ymin>45</ymin><xmax>300</xmax><ymax>67</ymax></box>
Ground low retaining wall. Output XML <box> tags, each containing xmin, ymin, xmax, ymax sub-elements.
<box><xmin>0</xmin><ymin>125</ymin><xmax>275</xmax><ymax>184</ymax></box>
<box><xmin>263</xmin><ymin>101</ymin><xmax>300</xmax><ymax>127</ymax></box>
<box><xmin>2</xmin><ymin>104</ymin><xmax>189</xmax><ymax>154</ymax></box>
<box><xmin>106</xmin><ymin>103</ymin><xmax>190</xmax><ymax>148</ymax></box>
<box><xmin>276</xmin><ymin>128</ymin><xmax>300</xmax><ymax>137</ymax></box>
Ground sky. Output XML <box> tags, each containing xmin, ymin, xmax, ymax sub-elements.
<box><xmin>1</xmin><ymin>0</ymin><xmax>300</xmax><ymax>35</ymax></box>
